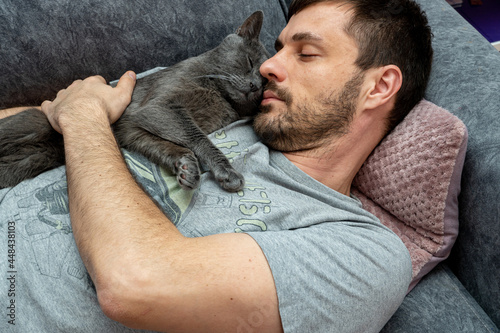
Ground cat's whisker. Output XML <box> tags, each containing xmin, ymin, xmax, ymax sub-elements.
<box><xmin>196</xmin><ymin>74</ymin><xmax>232</xmax><ymax>81</ymax></box>
<box><xmin>199</xmin><ymin>73</ymin><xmax>247</xmax><ymax>91</ymax></box>
<box><xmin>220</xmin><ymin>72</ymin><xmax>246</xmax><ymax>89</ymax></box>
<box><xmin>230</xmin><ymin>74</ymin><xmax>244</xmax><ymax>85</ymax></box>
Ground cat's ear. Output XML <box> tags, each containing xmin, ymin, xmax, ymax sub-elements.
<box><xmin>236</xmin><ymin>11</ymin><xmax>264</xmax><ymax>41</ymax></box>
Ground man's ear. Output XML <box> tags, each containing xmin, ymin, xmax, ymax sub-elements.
<box><xmin>363</xmin><ymin>65</ymin><xmax>402</xmax><ymax>110</ymax></box>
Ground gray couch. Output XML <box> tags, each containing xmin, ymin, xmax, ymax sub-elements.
<box><xmin>1</xmin><ymin>0</ymin><xmax>498</xmax><ymax>331</ymax></box>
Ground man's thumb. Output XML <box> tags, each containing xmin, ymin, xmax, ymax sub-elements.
<box><xmin>116</xmin><ymin>71</ymin><xmax>137</xmax><ymax>93</ymax></box>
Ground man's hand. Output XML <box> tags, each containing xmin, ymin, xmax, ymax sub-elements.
<box><xmin>41</xmin><ymin>71</ymin><xmax>136</xmax><ymax>133</ymax></box>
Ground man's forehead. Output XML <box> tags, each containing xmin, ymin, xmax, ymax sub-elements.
<box><xmin>277</xmin><ymin>2</ymin><xmax>353</xmax><ymax>45</ymax></box>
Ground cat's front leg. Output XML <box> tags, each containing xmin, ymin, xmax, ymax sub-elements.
<box><xmin>188</xmin><ymin>138</ymin><xmax>245</xmax><ymax>192</ymax></box>
<box><xmin>216</xmin><ymin>166</ymin><xmax>245</xmax><ymax>192</ymax></box>
<box><xmin>121</xmin><ymin>127</ymin><xmax>245</xmax><ymax>192</ymax></box>
<box><xmin>173</xmin><ymin>150</ymin><xmax>201</xmax><ymax>191</ymax></box>
<box><xmin>120</xmin><ymin>105</ymin><xmax>245</xmax><ymax>192</ymax></box>
<box><xmin>114</xmin><ymin>126</ymin><xmax>201</xmax><ymax>190</ymax></box>
<box><xmin>205</xmin><ymin>153</ymin><xmax>245</xmax><ymax>192</ymax></box>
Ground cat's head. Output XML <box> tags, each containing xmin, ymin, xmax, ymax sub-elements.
<box><xmin>210</xmin><ymin>11</ymin><xmax>270</xmax><ymax>117</ymax></box>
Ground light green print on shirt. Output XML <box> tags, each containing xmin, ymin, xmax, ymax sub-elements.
<box><xmin>214</xmin><ymin>129</ymin><xmax>251</xmax><ymax>163</ymax></box>
<box><xmin>235</xmin><ymin>181</ymin><xmax>271</xmax><ymax>233</ymax></box>
<box><xmin>123</xmin><ymin>151</ymin><xmax>195</xmax><ymax>223</ymax></box>
<box><xmin>216</xmin><ymin>140</ymin><xmax>239</xmax><ymax>150</ymax></box>
<box><xmin>215</xmin><ymin>130</ymin><xmax>227</xmax><ymax>140</ymax></box>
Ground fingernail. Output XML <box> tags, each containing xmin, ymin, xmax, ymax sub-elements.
<box><xmin>127</xmin><ymin>71</ymin><xmax>136</xmax><ymax>80</ymax></box>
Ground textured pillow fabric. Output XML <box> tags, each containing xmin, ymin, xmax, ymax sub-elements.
<box><xmin>352</xmin><ymin>99</ymin><xmax>468</xmax><ymax>292</ymax></box>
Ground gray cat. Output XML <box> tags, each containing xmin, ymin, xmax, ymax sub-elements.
<box><xmin>0</xmin><ymin>11</ymin><xmax>269</xmax><ymax>191</ymax></box>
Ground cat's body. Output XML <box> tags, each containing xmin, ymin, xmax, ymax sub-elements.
<box><xmin>0</xmin><ymin>11</ymin><xmax>269</xmax><ymax>191</ymax></box>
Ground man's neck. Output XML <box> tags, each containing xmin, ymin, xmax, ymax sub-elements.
<box><xmin>282</xmin><ymin>143</ymin><xmax>362</xmax><ymax>197</ymax></box>
<box><xmin>282</xmin><ymin>119</ymin><xmax>384</xmax><ymax>197</ymax></box>
<box><xmin>283</xmin><ymin>153</ymin><xmax>354</xmax><ymax>196</ymax></box>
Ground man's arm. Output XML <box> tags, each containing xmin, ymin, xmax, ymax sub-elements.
<box><xmin>0</xmin><ymin>106</ymin><xmax>40</xmax><ymax>119</ymax></box>
<box><xmin>41</xmin><ymin>72</ymin><xmax>283</xmax><ymax>332</ymax></box>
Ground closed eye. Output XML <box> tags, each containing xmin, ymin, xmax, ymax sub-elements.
<box><xmin>247</xmin><ymin>56</ymin><xmax>253</xmax><ymax>68</ymax></box>
<box><xmin>298</xmin><ymin>45</ymin><xmax>320</xmax><ymax>60</ymax></box>
<box><xmin>298</xmin><ymin>53</ymin><xmax>318</xmax><ymax>61</ymax></box>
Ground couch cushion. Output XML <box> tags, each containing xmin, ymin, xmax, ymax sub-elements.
<box><xmin>352</xmin><ymin>99</ymin><xmax>467</xmax><ymax>291</ymax></box>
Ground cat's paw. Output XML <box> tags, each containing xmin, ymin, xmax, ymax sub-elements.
<box><xmin>214</xmin><ymin>167</ymin><xmax>245</xmax><ymax>192</ymax></box>
<box><xmin>175</xmin><ymin>155</ymin><xmax>201</xmax><ymax>191</ymax></box>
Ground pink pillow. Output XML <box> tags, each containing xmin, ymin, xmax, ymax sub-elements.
<box><xmin>352</xmin><ymin>99</ymin><xmax>468</xmax><ymax>292</ymax></box>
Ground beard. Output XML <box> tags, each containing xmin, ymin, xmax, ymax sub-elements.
<box><xmin>253</xmin><ymin>72</ymin><xmax>365</xmax><ymax>152</ymax></box>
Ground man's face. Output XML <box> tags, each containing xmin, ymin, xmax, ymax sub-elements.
<box><xmin>254</xmin><ymin>2</ymin><xmax>364</xmax><ymax>152</ymax></box>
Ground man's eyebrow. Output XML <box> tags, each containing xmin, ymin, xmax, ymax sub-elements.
<box><xmin>274</xmin><ymin>32</ymin><xmax>323</xmax><ymax>51</ymax></box>
<box><xmin>291</xmin><ymin>32</ymin><xmax>323</xmax><ymax>43</ymax></box>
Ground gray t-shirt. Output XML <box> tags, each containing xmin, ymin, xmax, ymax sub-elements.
<box><xmin>0</xmin><ymin>119</ymin><xmax>411</xmax><ymax>332</ymax></box>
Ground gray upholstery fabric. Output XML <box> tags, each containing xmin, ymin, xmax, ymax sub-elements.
<box><xmin>0</xmin><ymin>0</ymin><xmax>287</xmax><ymax>107</ymax></box>
<box><xmin>382</xmin><ymin>264</ymin><xmax>499</xmax><ymax>333</ymax></box>
<box><xmin>414</xmin><ymin>0</ymin><xmax>500</xmax><ymax>327</ymax></box>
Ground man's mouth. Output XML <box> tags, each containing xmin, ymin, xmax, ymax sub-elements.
<box><xmin>260</xmin><ymin>81</ymin><xmax>292</xmax><ymax>107</ymax></box>
<box><xmin>262</xmin><ymin>90</ymin><xmax>283</xmax><ymax>104</ymax></box>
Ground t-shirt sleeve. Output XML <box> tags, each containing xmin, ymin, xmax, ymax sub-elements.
<box><xmin>248</xmin><ymin>220</ymin><xmax>412</xmax><ymax>333</ymax></box>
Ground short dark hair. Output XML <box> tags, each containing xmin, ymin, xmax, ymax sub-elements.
<box><xmin>288</xmin><ymin>0</ymin><xmax>433</xmax><ymax>133</ymax></box>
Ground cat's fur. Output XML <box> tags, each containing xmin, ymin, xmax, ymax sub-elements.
<box><xmin>0</xmin><ymin>11</ymin><xmax>269</xmax><ymax>191</ymax></box>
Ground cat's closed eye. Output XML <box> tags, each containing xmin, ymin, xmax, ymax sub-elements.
<box><xmin>246</xmin><ymin>55</ymin><xmax>254</xmax><ymax>70</ymax></box>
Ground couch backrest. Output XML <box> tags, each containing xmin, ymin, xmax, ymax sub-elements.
<box><xmin>0</xmin><ymin>0</ymin><xmax>288</xmax><ymax>107</ymax></box>
<box><xmin>416</xmin><ymin>0</ymin><xmax>500</xmax><ymax>326</ymax></box>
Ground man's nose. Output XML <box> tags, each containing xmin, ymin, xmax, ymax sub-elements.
<box><xmin>259</xmin><ymin>53</ymin><xmax>287</xmax><ymax>83</ymax></box>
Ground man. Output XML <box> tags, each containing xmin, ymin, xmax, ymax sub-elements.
<box><xmin>0</xmin><ymin>0</ymin><xmax>432</xmax><ymax>332</ymax></box>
